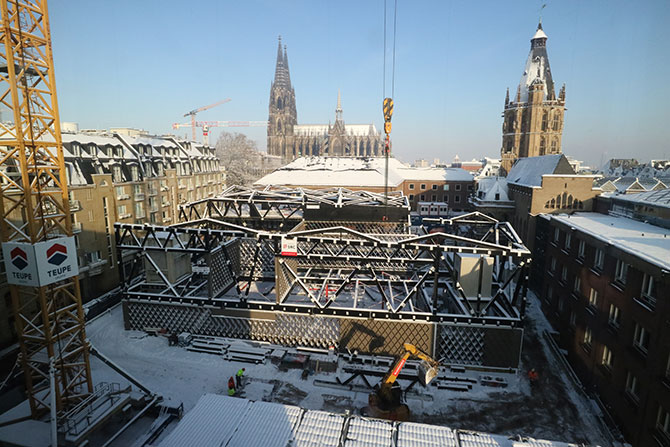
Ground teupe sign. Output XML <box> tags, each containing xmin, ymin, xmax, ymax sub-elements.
<box><xmin>2</xmin><ymin>236</ymin><xmax>79</xmax><ymax>286</ymax></box>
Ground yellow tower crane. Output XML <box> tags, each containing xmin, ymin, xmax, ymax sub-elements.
<box><xmin>0</xmin><ymin>0</ymin><xmax>92</xmax><ymax>417</ymax></box>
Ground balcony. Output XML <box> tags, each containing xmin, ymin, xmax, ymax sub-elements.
<box><xmin>118</xmin><ymin>213</ymin><xmax>132</xmax><ymax>220</ymax></box>
<box><xmin>69</xmin><ymin>200</ymin><xmax>82</xmax><ymax>212</ymax></box>
<box><xmin>116</xmin><ymin>194</ymin><xmax>130</xmax><ymax>201</ymax></box>
<box><xmin>134</xmin><ymin>193</ymin><xmax>145</xmax><ymax>201</ymax></box>
<box><xmin>162</xmin><ymin>202</ymin><xmax>170</xmax><ymax>208</ymax></box>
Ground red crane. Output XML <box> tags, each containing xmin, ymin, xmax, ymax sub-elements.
<box><xmin>173</xmin><ymin>120</ymin><xmax>268</xmax><ymax>145</ymax></box>
<box><xmin>182</xmin><ymin>99</ymin><xmax>231</xmax><ymax>141</ymax></box>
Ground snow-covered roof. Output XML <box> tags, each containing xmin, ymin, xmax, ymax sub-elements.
<box><xmin>255</xmin><ymin>157</ymin><xmax>473</xmax><ymax>188</ymax></box>
<box><xmin>159</xmin><ymin>394</ymin><xmax>581</xmax><ymax>447</ymax></box>
<box><xmin>517</xmin><ymin>25</ymin><xmax>554</xmax><ymax>102</ymax></box>
<box><xmin>506</xmin><ymin>154</ymin><xmax>568</xmax><ymax>187</ymax></box>
<box><xmin>477</xmin><ymin>177</ymin><xmax>511</xmax><ymax>202</ymax></box>
<box><xmin>612</xmin><ymin>189</ymin><xmax>670</xmax><ymax>210</ymax></box>
<box><xmin>532</xmin><ymin>27</ymin><xmax>548</xmax><ymax>40</ymax></box>
<box><xmin>550</xmin><ymin>213</ymin><xmax>670</xmax><ymax>270</ymax></box>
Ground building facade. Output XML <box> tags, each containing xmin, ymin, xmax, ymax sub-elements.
<box><xmin>501</xmin><ymin>23</ymin><xmax>566</xmax><ymax>175</ymax></box>
<box><xmin>533</xmin><ymin>210</ymin><xmax>670</xmax><ymax>447</ymax></box>
<box><xmin>255</xmin><ymin>156</ymin><xmax>474</xmax><ymax>212</ymax></box>
<box><xmin>267</xmin><ymin>37</ymin><xmax>383</xmax><ymax>160</ymax></box>
<box><xmin>502</xmin><ymin>154</ymin><xmax>599</xmax><ymax>249</ymax></box>
<box><xmin>0</xmin><ymin>131</ymin><xmax>224</xmax><ymax>348</ymax></box>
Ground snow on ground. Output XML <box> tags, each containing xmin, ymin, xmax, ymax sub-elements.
<box><xmin>86</xmin><ymin>303</ymin><xmax>611</xmax><ymax>445</ymax></box>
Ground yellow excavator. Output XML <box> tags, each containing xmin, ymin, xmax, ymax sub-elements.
<box><xmin>366</xmin><ymin>343</ymin><xmax>440</xmax><ymax>421</ymax></box>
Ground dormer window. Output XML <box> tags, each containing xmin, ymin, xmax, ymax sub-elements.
<box><xmin>88</xmin><ymin>144</ymin><xmax>96</xmax><ymax>155</ymax></box>
<box><xmin>131</xmin><ymin>165</ymin><xmax>139</xmax><ymax>182</ymax></box>
<box><xmin>71</xmin><ymin>143</ymin><xmax>81</xmax><ymax>157</ymax></box>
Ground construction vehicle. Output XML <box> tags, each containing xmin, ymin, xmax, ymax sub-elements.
<box><xmin>366</xmin><ymin>343</ymin><xmax>439</xmax><ymax>421</ymax></box>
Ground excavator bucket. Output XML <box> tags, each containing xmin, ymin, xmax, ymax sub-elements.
<box><xmin>418</xmin><ymin>360</ymin><xmax>439</xmax><ymax>386</ymax></box>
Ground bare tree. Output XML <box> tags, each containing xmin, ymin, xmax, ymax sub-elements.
<box><xmin>215</xmin><ymin>132</ymin><xmax>260</xmax><ymax>186</ymax></box>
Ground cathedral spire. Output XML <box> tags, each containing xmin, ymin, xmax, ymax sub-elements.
<box><xmin>335</xmin><ymin>90</ymin><xmax>343</xmax><ymax>122</ymax></box>
<box><xmin>283</xmin><ymin>45</ymin><xmax>291</xmax><ymax>86</ymax></box>
<box><xmin>273</xmin><ymin>35</ymin><xmax>290</xmax><ymax>88</ymax></box>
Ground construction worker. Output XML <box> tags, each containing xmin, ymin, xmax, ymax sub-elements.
<box><xmin>228</xmin><ymin>376</ymin><xmax>236</xmax><ymax>391</ymax></box>
<box><xmin>236</xmin><ymin>368</ymin><xmax>245</xmax><ymax>388</ymax></box>
<box><xmin>528</xmin><ymin>368</ymin><xmax>539</xmax><ymax>386</ymax></box>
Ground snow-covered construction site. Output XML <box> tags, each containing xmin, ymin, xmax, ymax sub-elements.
<box><xmin>1</xmin><ymin>186</ymin><xmax>615</xmax><ymax>446</ymax></box>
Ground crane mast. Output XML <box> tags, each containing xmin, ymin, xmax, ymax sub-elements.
<box><xmin>0</xmin><ymin>0</ymin><xmax>92</xmax><ymax>417</ymax></box>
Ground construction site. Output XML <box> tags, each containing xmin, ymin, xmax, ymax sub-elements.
<box><xmin>0</xmin><ymin>2</ymin><xmax>621</xmax><ymax>447</ymax></box>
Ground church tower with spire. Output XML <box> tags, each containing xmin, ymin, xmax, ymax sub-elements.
<box><xmin>267</xmin><ymin>37</ymin><xmax>382</xmax><ymax>160</ymax></box>
<box><xmin>267</xmin><ymin>36</ymin><xmax>297</xmax><ymax>159</ymax></box>
<box><xmin>501</xmin><ymin>22</ymin><xmax>566</xmax><ymax>174</ymax></box>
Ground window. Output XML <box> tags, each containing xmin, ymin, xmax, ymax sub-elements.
<box><xmin>614</xmin><ymin>260</ymin><xmax>628</xmax><ymax>284</ymax></box>
<box><xmin>583</xmin><ymin>327</ymin><xmax>592</xmax><ymax>346</ymax></box>
<box><xmin>455</xmin><ymin>196</ymin><xmax>461</xmax><ymax>203</ymax></box>
<box><xmin>112</xmin><ymin>165</ymin><xmax>122</xmax><ymax>183</ymax></box>
<box><xmin>420</xmin><ymin>184</ymin><xmax>426</xmax><ymax>190</ymax></box>
<box><xmin>573</xmin><ymin>276</ymin><xmax>581</xmax><ymax>295</ymax></box>
<box><xmin>118</xmin><ymin>205</ymin><xmax>127</xmax><ymax>217</ymax></box>
<box><xmin>116</xmin><ymin>186</ymin><xmax>125</xmax><ymax>198</ymax></box>
<box><xmin>564</xmin><ymin>233</ymin><xmax>571</xmax><ymax>251</ymax></box>
<box><xmin>71</xmin><ymin>143</ymin><xmax>81</xmax><ymax>157</ymax></box>
<box><xmin>594</xmin><ymin>248</ymin><xmax>604</xmax><ymax>270</ymax></box>
<box><xmin>443</xmin><ymin>185</ymin><xmax>450</xmax><ymax>191</ymax></box>
<box><xmin>545</xmin><ymin>286</ymin><xmax>553</xmax><ymax>303</ymax></box>
<box><xmin>408</xmin><ymin>184</ymin><xmax>414</xmax><ymax>190</ymax></box>
<box><xmin>444</xmin><ymin>195</ymin><xmax>449</xmax><ymax>202</ymax></box>
<box><xmin>455</xmin><ymin>184</ymin><xmax>461</xmax><ymax>191</ymax></box>
<box><xmin>135</xmin><ymin>202</ymin><xmax>145</xmax><ymax>219</ymax></box>
<box><xmin>588</xmin><ymin>288</ymin><xmax>598</xmax><ymax>308</ymax></box>
<box><xmin>578</xmin><ymin>240</ymin><xmax>585</xmax><ymax>259</ymax></box>
<box><xmin>601</xmin><ymin>345</ymin><xmax>613</xmax><ymax>369</ymax></box>
<box><xmin>626</xmin><ymin>371</ymin><xmax>639</xmax><ymax>401</ymax></box>
<box><xmin>657</xmin><ymin>406</ymin><xmax>670</xmax><ymax>438</ymax></box>
<box><xmin>431</xmin><ymin>194</ymin><xmax>437</xmax><ymax>201</ymax></box>
<box><xmin>133</xmin><ymin>184</ymin><xmax>143</xmax><ymax>195</ymax></box>
<box><xmin>641</xmin><ymin>273</ymin><xmax>657</xmax><ymax>307</ymax></box>
<box><xmin>420</xmin><ymin>194</ymin><xmax>425</xmax><ymax>201</ymax></box>
<box><xmin>409</xmin><ymin>194</ymin><xmax>414</xmax><ymax>200</ymax></box>
<box><xmin>550</xmin><ymin>257</ymin><xmax>556</xmax><ymax>273</ymax></box>
<box><xmin>608</xmin><ymin>304</ymin><xmax>620</xmax><ymax>327</ymax></box>
<box><xmin>432</xmin><ymin>184</ymin><xmax>437</xmax><ymax>190</ymax></box>
<box><xmin>467</xmin><ymin>185</ymin><xmax>473</xmax><ymax>191</ymax></box>
<box><xmin>633</xmin><ymin>322</ymin><xmax>650</xmax><ymax>353</ymax></box>
<box><xmin>553</xmin><ymin>227</ymin><xmax>560</xmax><ymax>243</ymax></box>
<box><xmin>561</xmin><ymin>266</ymin><xmax>568</xmax><ymax>283</ymax></box>
<box><xmin>131</xmin><ymin>165</ymin><xmax>139</xmax><ymax>182</ymax></box>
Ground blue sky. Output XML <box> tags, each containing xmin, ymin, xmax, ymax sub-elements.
<box><xmin>50</xmin><ymin>0</ymin><xmax>669</xmax><ymax>167</ymax></box>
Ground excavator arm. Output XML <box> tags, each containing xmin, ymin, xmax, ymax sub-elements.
<box><xmin>381</xmin><ymin>343</ymin><xmax>439</xmax><ymax>387</ymax></box>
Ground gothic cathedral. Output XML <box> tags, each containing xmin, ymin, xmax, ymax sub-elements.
<box><xmin>267</xmin><ymin>37</ymin><xmax>383</xmax><ymax>161</ymax></box>
<box><xmin>501</xmin><ymin>23</ymin><xmax>566</xmax><ymax>174</ymax></box>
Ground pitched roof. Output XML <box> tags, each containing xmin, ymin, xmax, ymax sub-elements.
<box><xmin>506</xmin><ymin>154</ymin><xmax>573</xmax><ymax>187</ymax></box>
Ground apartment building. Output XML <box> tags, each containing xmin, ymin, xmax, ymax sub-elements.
<box><xmin>0</xmin><ymin>131</ymin><xmax>224</xmax><ymax>348</ymax></box>
<box><xmin>533</xmin><ymin>199</ymin><xmax>670</xmax><ymax>447</ymax></box>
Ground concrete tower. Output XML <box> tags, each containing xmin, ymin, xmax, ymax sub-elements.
<box><xmin>501</xmin><ymin>22</ymin><xmax>566</xmax><ymax>175</ymax></box>
<box><xmin>267</xmin><ymin>36</ymin><xmax>297</xmax><ymax>159</ymax></box>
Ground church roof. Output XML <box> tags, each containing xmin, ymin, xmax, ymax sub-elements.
<box><xmin>517</xmin><ymin>23</ymin><xmax>555</xmax><ymax>102</ymax></box>
<box><xmin>507</xmin><ymin>154</ymin><xmax>573</xmax><ymax>187</ymax></box>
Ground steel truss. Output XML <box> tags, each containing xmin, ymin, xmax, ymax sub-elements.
<box><xmin>116</xmin><ymin>211</ymin><xmax>531</xmax><ymax>327</ymax></box>
<box><xmin>178</xmin><ymin>185</ymin><xmax>410</xmax><ymax>230</ymax></box>
<box><xmin>0</xmin><ymin>0</ymin><xmax>92</xmax><ymax>416</ymax></box>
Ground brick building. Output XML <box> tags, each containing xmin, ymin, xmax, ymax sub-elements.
<box><xmin>533</xmin><ymin>204</ymin><xmax>670</xmax><ymax>447</ymax></box>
